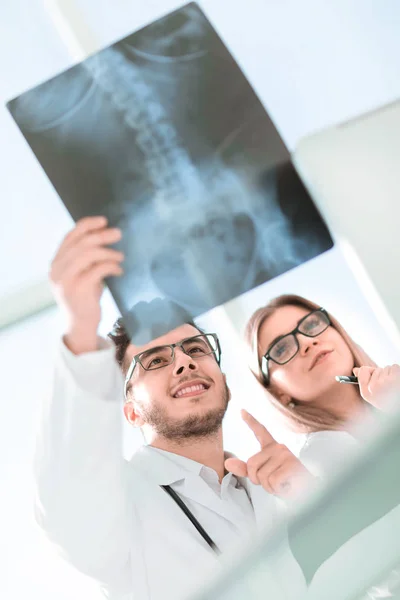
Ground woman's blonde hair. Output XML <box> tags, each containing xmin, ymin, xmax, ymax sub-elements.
<box><xmin>245</xmin><ymin>294</ymin><xmax>376</xmax><ymax>433</ymax></box>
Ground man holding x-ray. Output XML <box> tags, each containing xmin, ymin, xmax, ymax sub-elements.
<box><xmin>36</xmin><ymin>216</ymin><xmax>397</xmax><ymax>600</ymax></box>
<box><xmin>38</xmin><ymin>215</ymin><xmax>312</xmax><ymax>599</ymax></box>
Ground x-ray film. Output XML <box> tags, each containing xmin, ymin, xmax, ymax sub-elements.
<box><xmin>7</xmin><ymin>2</ymin><xmax>333</xmax><ymax>343</ymax></box>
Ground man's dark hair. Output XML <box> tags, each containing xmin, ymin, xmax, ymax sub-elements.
<box><xmin>108</xmin><ymin>318</ymin><xmax>205</xmax><ymax>374</ymax></box>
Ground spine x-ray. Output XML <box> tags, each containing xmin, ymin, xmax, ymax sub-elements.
<box><xmin>7</xmin><ymin>2</ymin><xmax>333</xmax><ymax>343</ymax></box>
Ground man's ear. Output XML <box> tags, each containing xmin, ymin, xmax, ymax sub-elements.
<box><xmin>222</xmin><ymin>373</ymin><xmax>232</xmax><ymax>402</ymax></box>
<box><xmin>123</xmin><ymin>401</ymin><xmax>145</xmax><ymax>427</ymax></box>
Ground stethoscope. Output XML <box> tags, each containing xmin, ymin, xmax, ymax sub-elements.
<box><xmin>161</xmin><ymin>484</ymin><xmax>221</xmax><ymax>555</ymax></box>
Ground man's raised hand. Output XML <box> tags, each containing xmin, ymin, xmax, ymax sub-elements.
<box><xmin>50</xmin><ymin>216</ymin><xmax>124</xmax><ymax>355</ymax></box>
<box><xmin>225</xmin><ymin>410</ymin><xmax>314</xmax><ymax>499</ymax></box>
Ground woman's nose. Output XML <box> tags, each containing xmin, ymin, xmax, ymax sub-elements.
<box><xmin>298</xmin><ymin>335</ymin><xmax>320</xmax><ymax>356</ymax></box>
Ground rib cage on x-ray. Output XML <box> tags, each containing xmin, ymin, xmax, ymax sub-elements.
<box><xmin>7</xmin><ymin>2</ymin><xmax>333</xmax><ymax>343</ymax></box>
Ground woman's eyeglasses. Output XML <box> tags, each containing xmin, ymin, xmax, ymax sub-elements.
<box><xmin>261</xmin><ymin>308</ymin><xmax>331</xmax><ymax>384</ymax></box>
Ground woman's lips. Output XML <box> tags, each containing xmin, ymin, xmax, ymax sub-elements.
<box><xmin>310</xmin><ymin>350</ymin><xmax>334</xmax><ymax>370</ymax></box>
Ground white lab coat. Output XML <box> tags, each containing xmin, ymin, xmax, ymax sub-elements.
<box><xmin>299</xmin><ymin>430</ymin><xmax>400</xmax><ymax>600</ymax></box>
<box><xmin>34</xmin><ymin>340</ymin><xmax>306</xmax><ymax>600</ymax></box>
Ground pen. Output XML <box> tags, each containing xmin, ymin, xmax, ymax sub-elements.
<box><xmin>335</xmin><ymin>375</ymin><xmax>359</xmax><ymax>385</ymax></box>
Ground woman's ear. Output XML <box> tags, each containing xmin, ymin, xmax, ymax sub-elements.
<box><xmin>274</xmin><ymin>390</ymin><xmax>293</xmax><ymax>408</ymax></box>
<box><xmin>123</xmin><ymin>401</ymin><xmax>145</xmax><ymax>427</ymax></box>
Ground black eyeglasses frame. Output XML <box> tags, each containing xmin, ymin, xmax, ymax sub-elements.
<box><xmin>124</xmin><ymin>333</ymin><xmax>221</xmax><ymax>400</ymax></box>
<box><xmin>260</xmin><ymin>308</ymin><xmax>331</xmax><ymax>385</ymax></box>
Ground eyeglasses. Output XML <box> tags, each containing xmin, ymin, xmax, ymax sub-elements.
<box><xmin>124</xmin><ymin>333</ymin><xmax>221</xmax><ymax>400</ymax></box>
<box><xmin>260</xmin><ymin>308</ymin><xmax>331</xmax><ymax>384</ymax></box>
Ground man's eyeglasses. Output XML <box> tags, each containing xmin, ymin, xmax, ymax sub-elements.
<box><xmin>260</xmin><ymin>308</ymin><xmax>331</xmax><ymax>384</ymax></box>
<box><xmin>124</xmin><ymin>333</ymin><xmax>221</xmax><ymax>400</ymax></box>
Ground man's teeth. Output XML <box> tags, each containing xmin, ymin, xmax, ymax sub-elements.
<box><xmin>175</xmin><ymin>384</ymin><xmax>207</xmax><ymax>398</ymax></box>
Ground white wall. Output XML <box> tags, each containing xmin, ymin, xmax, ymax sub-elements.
<box><xmin>2</xmin><ymin>1</ymin><xmax>400</xmax><ymax>599</ymax></box>
<box><xmin>0</xmin><ymin>310</ymin><xmax>105</xmax><ymax>599</ymax></box>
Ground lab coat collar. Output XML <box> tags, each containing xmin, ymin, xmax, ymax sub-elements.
<box><xmin>130</xmin><ymin>445</ymin><xmax>242</xmax><ymax>486</ymax></box>
<box><xmin>129</xmin><ymin>444</ymin><xmax>203</xmax><ymax>485</ymax></box>
<box><xmin>237</xmin><ymin>475</ymin><xmax>284</xmax><ymax>532</ymax></box>
<box><xmin>129</xmin><ymin>445</ymin><xmax>234</xmax><ymax>523</ymax></box>
<box><xmin>129</xmin><ymin>445</ymin><xmax>281</xmax><ymax>531</ymax></box>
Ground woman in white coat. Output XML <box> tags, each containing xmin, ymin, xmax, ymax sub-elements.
<box><xmin>244</xmin><ymin>293</ymin><xmax>400</xmax><ymax>598</ymax></box>
<box><xmin>244</xmin><ymin>293</ymin><xmax>400</xmax><ymax>469</ymax></box>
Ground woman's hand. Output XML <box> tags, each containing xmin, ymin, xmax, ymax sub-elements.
<box><xmin>353</xmin><ymin>365</ymin><xmax>400</xmax><ymax>410</ymax></box>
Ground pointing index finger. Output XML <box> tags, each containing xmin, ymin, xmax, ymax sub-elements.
<box><xmin>241</xmin><ymin>409</ymin><xmax>276</xmax><ymax>448</ymax></box>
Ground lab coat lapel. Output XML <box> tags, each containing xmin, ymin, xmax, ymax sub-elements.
<box><xmin>238</xmin><ymin>477</ymin><xmax>308</xmax><ymax>599</ymax></box>
<box><xmin>129</xmin><ymin>444</ymin><xmax>187</xmax><ymax>484</ymax></box>
<box><xmin>129</xmin><ymin>446</ymin><xmax>238</xmax><ymax>523</ymax></box>
<box><xmin>238</xmin><ymin>476</ymin><xmax>285</xmax><ymax>532</ymax></box>
<box><xmin>180</xmin><ymin>474</ymin><xmax>233</xmax><ymax>521</ymax></box>
<box><xmin>127</xmin><ymin>445</ymin><xmax>220</xmax><ymax>585</ymax></box>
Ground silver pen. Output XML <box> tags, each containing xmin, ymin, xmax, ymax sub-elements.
<box><xmin>335</xmin><ymin>375</ymin><xmax>359</xmax><ymax>385</ymax></box>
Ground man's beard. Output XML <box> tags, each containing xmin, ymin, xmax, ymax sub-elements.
<box><xmin>139</xmin><ymin>384</ymin><xmax>229</xmax><ymax>442</ymax></box>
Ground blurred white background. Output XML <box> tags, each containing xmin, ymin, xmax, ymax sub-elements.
<box><xmin>1</xmin><ymin>1</ymin><xmax>400</xmax><ymax>598</ymax></box>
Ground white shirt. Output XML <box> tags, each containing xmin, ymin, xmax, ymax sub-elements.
<box><xmin>34</xmin><ymin>340</ymin><xmax>306</xmax><ymax>600</ymax></box>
